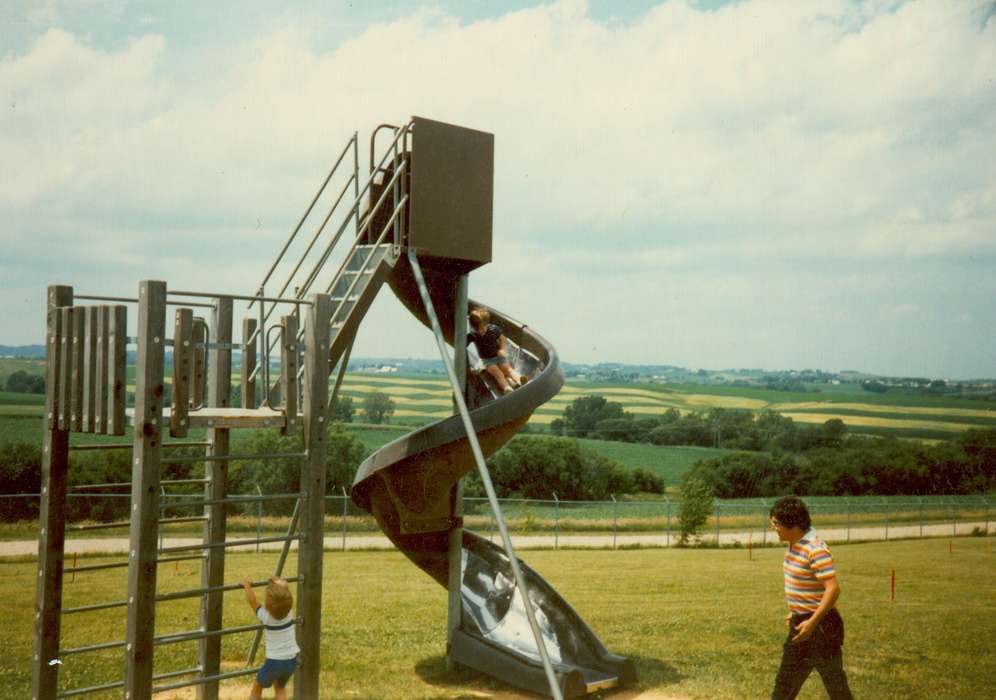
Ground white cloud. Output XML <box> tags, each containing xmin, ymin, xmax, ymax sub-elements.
<box><xmin>1</xmin><ymin>0</ymin><xmax>995</xmax><ymax>376</ymax></box>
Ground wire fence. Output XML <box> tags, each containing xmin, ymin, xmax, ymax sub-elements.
<box><xmin>0</xmin><ymin>492</ymin><xmax>991</xmax><ymax>549</ymax></box>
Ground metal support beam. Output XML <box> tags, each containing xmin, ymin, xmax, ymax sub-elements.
<box><xmin>447</xmin><ymin>274</ymin><xmax>468</xmax><ymax>669</ymax></box>
<box><xmin>296</xmin><ymin>293</ymin><xmax>332</xmax><ymax>699</ymax></box>
<box><xmin>407</xmin><ymin>250</ymin><xmax>563</xmax><ymax>700</ymax></box>
<box><xmin>123</xmin><ymin>280</ymin><xmax>167</xmax><ymax>700</ymax></box>
<box><xmin>198</xmin><ymin>295</ymin><xmax>232</xmax><ymax>700</ymax></box>
<box><xmin>32</xmin><ymin>284</ymin><xmax>73</xmax><ymax>700</ymax></box>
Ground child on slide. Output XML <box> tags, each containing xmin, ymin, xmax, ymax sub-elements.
<box><xmin>467</xmin><ymin>308</ymin><xmax>527</xmax><ymax>395</ymax></box>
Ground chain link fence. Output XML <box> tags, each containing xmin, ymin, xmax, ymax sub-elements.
<box><xmin>1</xmin><ymin>492</ymin><xmax>990</xmax><ymax>549</ymax></box>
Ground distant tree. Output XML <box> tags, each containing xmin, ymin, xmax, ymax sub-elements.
<box><xmin>677</xmin><ymin>476</ymin><xmax>714</xmax><ymax>545</ymax></box>
<box><xmin>363</xmin><ymin>391</ymin><xmax>395</xmax><ymax>424</ymax></box>
<box><xmin>329</xmin><ymin>395</ymin><xmax>355</xmax><ymax>423</ymax></box>
<box><xmin>562</xmin><ymin>396</ymin><xmax>625</xmax><ymax>438</ymax></box>
<box><xmin>549</xmin><ymin>418</ymin><xmax>565</xmax><ymax>436</ymax></box>
<box><xmin>0</xmin><ymin>443</ymin><xmax>41</xmax><ymax>520</ymax></box>
<box><xmin>4</xmin><ymin>370</ymin><xmax>44</xmax><ymax>394</ymax></box>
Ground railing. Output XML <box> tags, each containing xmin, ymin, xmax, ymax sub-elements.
<box><xmin>245</xmin><ymin>119</ymin><xmax>416</xmax><ymax>406</ymax></box>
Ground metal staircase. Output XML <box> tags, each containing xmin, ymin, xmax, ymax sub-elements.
<box><xmin>246</xmin><ymin>121</ymin><xmax>414</xmax><ymax>408</ymax></box>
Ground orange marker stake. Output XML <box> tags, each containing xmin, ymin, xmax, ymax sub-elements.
<box><xmin>72</xmin><ymin>552</ymin><xmax>77</xmax><ymax>583</ymax></box>
<box><xmin>890</xmin><ymin>569</ymin><xmax>895</xmax><ymax>601</ymax></box>
<box><xmin>748</xmin><ymin>532</ymin><xmax>753</xmax><ymax>561</ymax></box>
<box><xmin>949</xmin><ymin>540</ymin><xmax>953</xmax><ymax>556</ymax></box>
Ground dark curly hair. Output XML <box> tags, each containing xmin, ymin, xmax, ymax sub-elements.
<box><xmin>770</xmin><ymin>495</ymin><xmax>811</xmax><ymax>531</ymax></box>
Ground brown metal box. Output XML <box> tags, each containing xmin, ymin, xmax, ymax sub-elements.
<box><xmin>408</xmin><ymin>116</ymin><xmax>494</xmax><ymax>271</ymax></box>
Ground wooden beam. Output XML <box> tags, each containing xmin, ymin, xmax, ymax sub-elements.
<box><xmin>94</xmin><ymin>306</ymin><xmax>109</xmax><ymax>434</ymax></box>
<box><xmin>81</xmin><ymin>306</ymin><xmax>97</xmax><ymax>433</ymax></box>
<box><xmin>32</xmin><ymin>285</ymin><xmax>72</xmax><ymax>700</ymax></box>
<box><xmin>281</xmin><ymin>315</ymin><xmax>299</xmax><ymax>436</ymax></box>
<box><xmin>58</xmin><ymin>307</ymin><xmax>72</xmax><ymax>431</ymax></box>
<box><xmin>296</xmin><ymin>293</ymin><xmax>332</xmax><ymax>699</ymax></box>
<box><xmin>107</xmin><ymin>305</ymin><xmax>127</xmax><ymax>436</ymax></box>
<box><xmin>197</xmin><ymin>296</ymin><xmax>232</xmax><ymax>700</ymax></box>
<box><xmin>241</xmin><ymin>318</ymin><xmax>258</xmax><ymax>409</ymax></box>
<box><xmin>69</xmin><ymin>308</ymin><xmax>85</xmax><ymax>432</ymax></box>
<box><xmin>170</xmin><ymin>308</ymin><xmax>193</xmax><ymax>438</ymax></box>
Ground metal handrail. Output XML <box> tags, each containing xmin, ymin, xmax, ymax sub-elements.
<box><xmin>249</xmin><ymin>132</ymin><xmax>359</xmax><ymax>310</ymax></box>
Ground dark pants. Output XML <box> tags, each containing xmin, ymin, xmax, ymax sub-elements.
<box><xmin>771</xmin><ymin>608</ymin><xmax>854</xmax><ymax>700</ymax></box>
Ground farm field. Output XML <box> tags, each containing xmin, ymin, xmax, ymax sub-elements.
<box><xmin>3</xmin><ymin>355</ymin><xmax>995</xmax><ymax>440</ymax></box>
<box><xmin>1</xmin><ymin>538</ymin><xmax>993</xmax><ymax>698</ymax></box>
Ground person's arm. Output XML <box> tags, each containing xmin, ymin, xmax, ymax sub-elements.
<box><xmin>497</xmin><ymin>333</ymin><xmax>507</xmax><ymax>358</ymax></box>
<box><xmin>792</xmin><ymin>575</ymin><xmax>840</xmax><ymax>642</ymax></box>
<box><xmin>242</xmin><ymin>580</ymin><xmax>260</xmax><ymax>614</ymax></box>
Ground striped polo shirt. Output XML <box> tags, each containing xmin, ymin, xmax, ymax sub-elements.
<box><xmin>783</xmin><ymin>529</ymin><xmax>836</xmax><ymax>614</ymax></box>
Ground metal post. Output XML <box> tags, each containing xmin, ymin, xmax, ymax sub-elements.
<box><xmin>884</xmin><ymin>499</ymin><xmax>889</xmax><ymax>541</ymax></box>
<box><xmin>32</xmin><ymin>285</ymin><xmax>72</xmax><ymax>700</ymax></box>
<box><xmin>919</xmin><ymin>497</ymin><xmax>924</xmax><ymax>538</ymax></box>
<box><xmin>341</xmin><ymin>487</ymin><xmax>348</xmax><ymax>551</ymax></box>
<box><xmin>256</xmin><ymin>485</ymin><xmax>262</xmax><ymax>553</ymax></box>
<box><xmin>407</xmin><ymin>249</ymin><xmax>563</xmax><ymax>700</ymax></box>
<box><xmin>296</xmin><ymin>293</ymin><xmax>332</xmax><ymax>699</ymax></box>
<box><xmin>951</xmin><ymin>501</ymin><xmax>956</xmax><ymax>536</ymax></box>
<box><xmin>846</xmin><ymin>500</ymin><xmax>851</xmax><ymax>543</ymax></box>
<box><xmin>123</xmin><ymin>280</ymin><xmax>166</xmax><ymax>700</ymax></box>
<box><xmin>666</xmin><ymin>499</ymin><xmax>671</xmax><ymax>548</ymax></box>
<box><xmin>553</xmin><ymin>492</ymin><xmax>559</xmax><ymax>551</ymax></box>
<box><xmin>447</xmin><ymin>274</ymin><xmax>469</xmax><ymax>670</ymax></box>
<box><xmin>715</xmin><ymin>503</ymin><xmax>721</xmax><ymax>546</ymax></box>
<box><xmin>611</xmin><ymin>494</ymin><xmax>618</xmax><ymax>550</ymax></box>
<box><xmin>198</xmin><ymin>295</ymin><xmax>232</xmax><ymax>700</ymax></box>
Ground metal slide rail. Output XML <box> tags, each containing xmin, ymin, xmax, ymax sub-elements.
<box><xmin>406</xmin><ymin>249</ymin><xmax>564</xmax><ymax>700</ymax></box>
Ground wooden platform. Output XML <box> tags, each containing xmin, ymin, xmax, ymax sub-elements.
<box><xmin>127</xmin><ymin>407</ymin><xmax>289</xmax><ymax>430</ymax></box>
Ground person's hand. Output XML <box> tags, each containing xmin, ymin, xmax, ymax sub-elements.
<box><xmin>241</xmin><ymin>579</ymin><xmax>253</xmax><ymax>589</ymax></box>
<box><xmin>791</xmin><ymin>616</ymin><xmax>817</xmax><ymax>642</ymax></box>
<box><xmin>784</xmin><ymin>613</ymin><xmax>792</xmax><ymax>627</ymax></box>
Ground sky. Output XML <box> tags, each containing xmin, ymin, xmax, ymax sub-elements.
<box><xmin>2</xmin><ymin>0</ymin><xmax>994</xmax><ymax>379</ymax></box>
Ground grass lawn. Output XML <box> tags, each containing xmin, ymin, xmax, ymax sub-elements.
<box><xmin>577</xmin><ymin>439</ymin><xmax>736</xmax><ymax>486</ymax></box>
<box><xmin>2</xmin><ymin>538</ymin><xmax>993</xmax><ymax>699</ymax></box>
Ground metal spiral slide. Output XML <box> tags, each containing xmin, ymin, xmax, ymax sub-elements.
<box><xmin>349</xmin><ymin>254</ymin><xmax>635</xmax><ymax>697</ymax></box>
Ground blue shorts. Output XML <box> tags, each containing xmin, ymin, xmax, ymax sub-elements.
<box><xmin>256</xmin><ymin>657</ymin><xmax>297</xmax><ymax>689</ymax></box>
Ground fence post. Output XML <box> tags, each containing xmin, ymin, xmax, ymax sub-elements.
<box><xmin>255</xmin><ymin>485</ymin><xmax>262</xmax><ymax>553</ymax></box>
<box><xmin>846</xmin><ymin>499</ymin><xmax>851</xmax><ymax>543</ymax></box>
<box><xmin>985</xmin><ymin>497</ymin><xmax>990</xmax><ymax>535</ymax></box>
<box><xmin>918</xmin><ymin>497</ymin><xmax>924</xmax><ymax>538</ymax></box>
<box><xmin>611</xmin><ymin>495</ymin><xmax>617</xmax><ymax>550</ymax></box>
<box><xmin>715</xmin><ymin>503</ymin><xmax>721</xmax><ymax>546</ymax></box>
<box><xmin>666</xmin><ymin>499</ymin><xmax>671</xmax><ymax>548</ymax></box>
<box><xmin>761</xmin><ymin>499</ymin><xmax>767</xmax><ymax>545</ymax></box>
<box><xmin>552</xmin><ymin>492</ymin><xmax>559</xmax><ymax>551</ymax></box>
<box><xmin>341</xmin><ymin>487</ymin><xmax>348</xmax><ymax>552</ymax></box>
<box><xmin>884</xmin><ymin>498</ymin><xmax>889</xmax><ymax>541</ymax></box>
<box><xmin>951</xmin><ymin>501</ymin><xmax>956</xmax><ymax>536</ymax></box>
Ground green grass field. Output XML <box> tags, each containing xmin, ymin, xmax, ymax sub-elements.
<box><xmin>1</xmin><ymin>538</ymin><xmax>993</xmax><ymax>698</ymax></box>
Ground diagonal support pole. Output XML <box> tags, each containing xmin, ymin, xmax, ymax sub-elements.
<box><xmin>407</xmin><ymin>249</ymin><xmax>563</xmax><ymax>700</ymax></box>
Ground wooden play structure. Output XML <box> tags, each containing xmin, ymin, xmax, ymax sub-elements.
<box><xmin>32</xmin><ymin>117</ymin><xmax>632</xmax><ymax>700</ymax></box>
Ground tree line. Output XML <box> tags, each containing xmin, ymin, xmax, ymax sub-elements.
<box><xmin>550</xmin><ymin>395</ymin><xmax>996</xmax><ymax>497</ymax></box>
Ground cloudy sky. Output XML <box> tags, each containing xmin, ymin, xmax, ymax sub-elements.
<box><xmin>2</xmin><ymin>0</ymin><xmax>994</xmax><ymax>379</ymax></box>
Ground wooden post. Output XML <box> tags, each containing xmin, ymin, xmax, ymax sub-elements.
<box><xmin>69</xmin><ymin>308</ymin><xmax>85</xmax><ymax>432</ymax></box>
<box><xmin>281</xmin><ymin>314</ymin><xmax>300</xmax><ymax>436</ymax></box>
<box><xmin>170</xmin><ymin>309</ymin><xmax>193</xmax><ymax>438</ymax></box>
<box><xmin>198</xmin><ymin>297</ymin><xmax>232</xmax><ymax>700</ymax></box>
<box><xmin>296</xmin><ymin>294</ymin><xmax>331</xmax><ymax>699</ymax></box>
<box><xmin>32</xmin><ymin>285</ymin><xmax>72</xmax><ymax>700</ymax></box>
<box><xmin>447</xmin><ymin>274</ymin><xmax>468</xmax><ymax>668</ymax></box>
<box><xmin>94</xmin><ymin>306</ymin><xmax>109</xmax><ymax>434</ymax></box>
<box><xmin>81</xmin><ymin>306</ymin><xmax>97</xmax><ymax>433</ymax></box>
<box><xmin>107</xmin><ymin>305</ymin><xmax>127</xmax><ymax>436</ymax></box>
<box><xmin>242</xmin><ymin>318</ymin><xmax>258</xmax><ymax>409</ymax></box>
<box><xmin>191</xmin><ymin>318</ymin><xmax>207</xmax><ymax>409</ymax></box>
<box><xmin>58</xmin><ymin>308</ymin><xmax>72</xmax><ymax>431</ymax></box>
<box><xmin>123</xmin><ymin>280</ymin><xmax>166</xmax><ymax>700</ymax></box>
